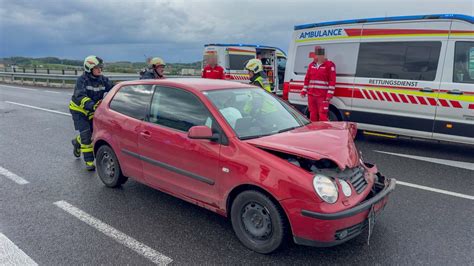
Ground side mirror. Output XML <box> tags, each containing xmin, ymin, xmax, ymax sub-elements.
<box><xmin>188</xmin><ymin>126</ymin><xmax>218</xmax><ymax>140</ymax></box>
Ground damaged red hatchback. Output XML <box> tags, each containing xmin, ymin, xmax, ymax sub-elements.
<box><xmin>92</xmin><ymin>79</ymin><xmax>396</xmax><ymax>254</ymax></box>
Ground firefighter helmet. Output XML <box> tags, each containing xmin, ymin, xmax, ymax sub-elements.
<box><xmin>83</xmin><ymin>55</ymin><xmax>104</xmax><ymax>73</ymax></box>
<box><xmin>245</xmin><ymin>59</ymin><xmax>263</xmax><ymax>74</ymax></box>
<box><xmin>149</xmin><ymin>57</ymin><xmax>166</xmax><ymax>67</ymax></box>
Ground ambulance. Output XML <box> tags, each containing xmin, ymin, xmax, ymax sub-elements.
<box><xmin>284</xmin><ymin>14</ymin><xmax>474</xmax><ymax>145</ymax></box>
<box><xmin>203</xmin><ymin>44</ymin><xmax>287</xmax><ymax>95</ymax></box>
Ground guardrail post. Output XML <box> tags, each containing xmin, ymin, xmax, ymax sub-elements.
<box><xmin>62</xmin><ymin>69</ymin><xmax>65</xmax><ymax>75</ymax></box>
<box><xmin>23</xmin><ymin>68</ymin><xmax>26</xmax><ymax>73</ymax></box>
<box><xmin>46</xmin><ymin>78</ymin><xmax>50</xmax><ymax>87</ymax></box>
<box><xmin>21</xmin><ymin>77</ymin><xmax>24</xmax><ymax>85</ymax></box>
<box><xmin>34</xmin><ymin>68</ymin><xmax>37</xmax><ymax>73</ymax></box>
<box><xmin>47</xmin><ymin>69</ymin><xmax>50</xmax><ymax>74</ymax></box>
<box><xmin>75</xmin><ymin>70</ymin><xmax>78</xmax><ymax>75</ymax></box>
<box><xmin>62</xmin><ymin>78</ymin><xmax>65</xmax><ymax>87</ymax></box>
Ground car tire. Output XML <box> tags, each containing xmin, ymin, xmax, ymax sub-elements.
<box><xmin>96</xmin><ymin>145</ymin><xmax>128</xmax><ymax>188</ymax></box>
<box><xmin>230</xmin><ymin>190</ymin><xmax>289</xmax><ymax>254</ymax></box>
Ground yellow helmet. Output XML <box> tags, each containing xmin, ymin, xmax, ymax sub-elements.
<box><xmin>148</xmin><ymin>57</ymin><xmax>166</xmax><ymax>67</ymax></box>
<box><xmin>245</xmin><ymin>58</ymin><xmax>263</xmax><ymax>73</ymax></box>
<box><xmin>83</xmin><ymin>55</ymin><xmax>104</xmax><ymax>73</ymax></box>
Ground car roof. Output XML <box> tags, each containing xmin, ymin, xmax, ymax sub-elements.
<box><xmin>118</xmin><ymin>78</ymin><xmax>255</xmax><ymax>93</ymax></box>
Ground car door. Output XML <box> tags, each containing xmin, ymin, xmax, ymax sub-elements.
<box><xmin>434</xmin><ymin>39</ymin><xmax>474</xmax><ymax>144</ymax></box>
<box><xmin>107</xmin><ymin>84</ymin><xmax>154</xmax><ymax>181</ymax></box>
<box><xmin>137</xmin><ymin>86</ymin><xmax>222</xmax><ymax>207</ymax></box>
<box><xmin>351</xmin><ymin>40</ymin><xmax>445</xmax><ymax>138</ymax></box>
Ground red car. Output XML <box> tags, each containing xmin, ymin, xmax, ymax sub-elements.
<box><xmin>92</xmin><ymin>79</ymin><xmax>396</xmax><ymax>254</ymax></box>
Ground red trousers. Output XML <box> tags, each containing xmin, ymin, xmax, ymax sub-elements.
<box><xmin>308</xmin><ymin>95</ymin><xmax>329</xmax><ymax>122</ymax></box>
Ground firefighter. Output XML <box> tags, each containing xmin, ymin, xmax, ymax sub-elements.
<box><xmin>202</xmin><ymin>54</ymin><xmax>225</xmax><ymax>79</ymax></box>
<box><xmin>70</xmin><ymin>56</ymin><xmax>114</xmax><ymax>171</ymax></box>
<box><xmin>140</xmin><ymin>57</ymin><xmax>166</xmax><ymax>79</ymax></box>
<box><xmin>245</xmin><ymin>59</ymin><xmax>271</xmax><ymax>92</ymax></box>
<box><xmin>300</xmin><ymin>46</ymin><xmax>336</xmax><ymax>122</ymax></box>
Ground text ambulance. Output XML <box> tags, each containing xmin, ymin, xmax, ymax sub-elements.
<box><xmin>203</xmin><ymin>44</ymin><xmax>287</xmax><ymax>95</ymax></box>
<box><xmin>284</xmin><ymin>14</ymin><xmax>474</xmax><ymax>145</ymax></box>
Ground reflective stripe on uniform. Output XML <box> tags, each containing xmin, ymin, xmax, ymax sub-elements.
<box><xmin>86</xmin><ymin>86</ymin><xmax>106</xmax><ymax>92</ymax></box>
<box><xmin>80</xmin><ymin>143</ymin><xmax>93</xmax><ymax>153</ymax></box>
<box><xmin>69</xmin><ymin>100</ymin><xmax>89</xmax><ymax>116</ymax></box>
<box><xmin>307</xmin><ymin>85</ymin><xmax>329</xmax><ymax>89</ymax></box>
<box><xmin>309</xmin><ymin>80</ymin><xmax>328</xmax><ymax>85</ymax></box>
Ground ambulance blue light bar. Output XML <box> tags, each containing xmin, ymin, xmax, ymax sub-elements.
<box><xmin>294</xmin><ymin>14</ymin><xmax>474</xmax><ymax>30</ymax></box>
<box><xmin>204</xmin><ymin>43</ymin><xmax>287</xmax><ymax>55</ymax></box>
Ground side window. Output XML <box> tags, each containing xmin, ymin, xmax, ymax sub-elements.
<box><xmin>453</xmin><ymin>41</ymin><xmax>474</xmax><ymax>84</ymax></box>
<box><xmin>294</xmin><ymin>43</ymin><xmax>359</xmax><ymax>76</ymax></box>
<box><xmin>356</xmin><ymin>41</ymin><xmax>441</xmax><ymax>81</ymax></box>
<box><xmin>109</xmin><ymin>85</ymin><xmax>153</xmax><ymax>120</ymax></box>
<box><xmin>149</xmin><ymin>87</ymin><xmax>214</xmax><ymax>132</ymax></box>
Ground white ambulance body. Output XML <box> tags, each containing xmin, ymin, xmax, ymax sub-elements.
<box><xmin>203</xmin><ymin>44</ymin><xmax>287</xmax><ymax>94</ymax></box>
<box><xmin>284</xmin><ymin>14</ymin><xmax>474</xmax><ymax>145</ymax></box>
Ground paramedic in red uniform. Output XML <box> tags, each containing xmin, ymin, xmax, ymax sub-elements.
<box><xmin>202</xmin><ymin>54</ymin><xmax>225</xmax><ymax>79</ymax></box>
<box><xmin>301</xmin><ymin>46</ymin><xmax>336</xmax><ymax>121</ymax></box>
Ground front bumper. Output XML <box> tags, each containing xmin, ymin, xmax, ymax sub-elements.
<box><xmin>290</xmin><ymin>175</ymin><xmax>396</xmax><ymax>247</ymax></box>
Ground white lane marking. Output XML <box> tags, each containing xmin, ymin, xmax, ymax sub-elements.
<box><xmin>0</xmin><ymin>84</ymin><xmax>36</xmax><ymax>91</ymax></box>
<box><xmin>45</xmin><ymin>90</ymin><xmax>60</xmax><ymax>94</ymax></box>
<box><xmin>5</xmin><ymin>101</ymin><xmax>71</xmax><ymax>117</ymax></box>
<box><xmin>397</xmin><ymin>180</ymin><xmax>474</xmax><ymax>200</ymax></box>
<box><xmin>54</xmin><ymin>201</ymin><xmax>172</xmax><ymax>265</ymax></box>
<box><xmin>374</xmin><ymin>150</ymin><xmax>474</xmax><ymax>171</ymax></box>
<box><xmin>0</xmin><ymin>166</ymin><xmax>29</xmax><ymax>185</ymax></box>
<box><xmin>0</xmin><ymin>233</ymin><xmax>38</xmax><ymax>265</ymax></box>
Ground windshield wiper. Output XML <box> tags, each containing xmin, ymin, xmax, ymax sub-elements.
<box><xmin>277</xmin><ymin>125</ymin><xmax>302</xmax><ymax>133</ymax></box>
<box><xmin>239</xmin><ymin>133</ymin><xmax>274</xmax><ymax>140</ymax></box>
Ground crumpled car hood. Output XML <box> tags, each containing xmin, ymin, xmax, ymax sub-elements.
<box><xmin>244</xmin><ymin>122</ymin><xmax>360</xmax><ymax>170</ymax></box>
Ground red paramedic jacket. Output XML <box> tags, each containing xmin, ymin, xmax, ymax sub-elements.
<box><xmin>302</xmin><ymin>60</ymin><xmax>336</xmax><ymax>100</ymax></box>
<box><xmin>202</xmin><ymin>65</ymin><xmax>225</xmax><ymax>79</ymax></box>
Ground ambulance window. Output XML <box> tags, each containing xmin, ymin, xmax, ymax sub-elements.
<box><xmin>229</xmin><ymin>55</ymin><xmax>255</xmax><ymax>70</ymax></box>
<box><xmin>453</xmin><ymin>41</ymin><xmax>474</xmax><ymax>84</ymax></box>
<box><xmin>356</xmin><ymin>41</ymin><xmax>441</xmax><ymax>81</ymax></box>
<box><xmin>294</xmin><ymin>43</ymin><xmax>359</xmax><ymax>76</ymax></box>
<box><xmin>109</xmin><ymin>85</ymin><xmax>153</xmax><ymax>120</ymax></box>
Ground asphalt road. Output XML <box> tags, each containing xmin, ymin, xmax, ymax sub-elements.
<box><xmin>0</xmin><ymin>83</ymin><xmax>473</xmax><ymax>265</ymax></box>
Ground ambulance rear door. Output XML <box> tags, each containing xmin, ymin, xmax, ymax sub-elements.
<box><xmin>351</xmin><ymin>20</ymin><xmax>450</xmax><ymax>139</ymax></box>
<box><xmin>434</xmin><ymin>20</ymin><xmax>474</xmax><ymax>144</ymax></box>
<box><xmin>225</xmin><ymin>46</ymin><xmax>256</xmax><ymax>82</ymax></box>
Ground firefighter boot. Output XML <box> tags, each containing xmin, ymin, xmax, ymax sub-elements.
<box><xmin>72</xmin><ymin>136</ymin><xmax>81</xmax><ymax>158</ymax></box>
<box><xmin>85</xmin><ymin>161</ymin><xmax>95</xmax><ymax>171</ymax></box>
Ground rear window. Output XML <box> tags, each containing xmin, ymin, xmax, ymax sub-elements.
<box><xmin>356</xmin><ymin>41</ymin><xmax>441</xmax><ymax>81</ymax></box>
<box><xmin>229</xmin><ymin>54</ymin><xmax>255</xmax><ymax>70</ymax></box>
<box><xmin>109</xmin><ymin>85</ymin><xmax>153</xmax><ymax>120</ymax></box>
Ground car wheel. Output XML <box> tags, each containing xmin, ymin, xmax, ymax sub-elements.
<box><xmin>96</xmin><ymin>145</ymin><xmax>128</xmax><ymax>188</ymax></box>
<box><xmin>231</xmin><ymin>190</ymin><xmax>289</xmax><ymax>254</ymax></box>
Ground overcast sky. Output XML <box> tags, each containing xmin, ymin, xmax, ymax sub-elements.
<box><xmin>0</xmin><ymin>0</ymin><xmax>472</xmax><ymax>63</ymax></box>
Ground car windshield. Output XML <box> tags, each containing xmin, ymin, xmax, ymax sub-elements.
<box><xmin>204</xmin><ymin>88</ymin><xmax>310</xmax><ymax>139</ymax></box>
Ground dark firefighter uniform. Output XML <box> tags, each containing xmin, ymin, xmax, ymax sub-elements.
<box><xmin>70</xmin><ymin>56</ymin><xmax>113</xmax><ymax>170</ymax></box>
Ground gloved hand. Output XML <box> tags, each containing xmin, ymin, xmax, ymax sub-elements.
<box><xmin>93</xmin><ymin>100</ymin><xmax>102</xmax><ymax>111</ymax></box>
<box><xmin>300</xmin><ymin>90</ymin><xmax>307</xmax><ymax>98</ymax></box>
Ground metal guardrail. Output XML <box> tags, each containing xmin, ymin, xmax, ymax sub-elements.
<box><xmin>0</xmin><ymin>71</ymin><xmax>199</xmax><ymax>87</ymax></box>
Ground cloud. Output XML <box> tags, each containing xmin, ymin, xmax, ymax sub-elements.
<box><xmin>0</xmin><ymin>0</ymin><xmax>472</xmax><ymax>62</ymax></box>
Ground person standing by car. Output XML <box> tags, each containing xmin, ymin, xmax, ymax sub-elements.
<box><xmin>70</xmin><ymin>55</ymin><xmax>114</xmax><ymax>171</ymax></box>
<box><xmin>300</xmin><ymin>46</ymin><xmax>336</xmax><ymax>122</ymax></box>
<box><xmin>140</xmin><ymin>57</ymin><xmax>166</xmax><ymax>79</ymax></box>
<box><xmin>202</xmin><ymin>54</ymin><xmax>225</xmax><ymax>79</ymax></box>
<box><xmin>245</xmin><ymin>59</ymin><xmax>271</xmax><ymax>92</ymax></box>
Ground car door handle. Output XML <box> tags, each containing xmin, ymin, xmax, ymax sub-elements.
<box><xmin>140</xmin><ymin>131</ymin><xmax>151</xmax><ymax>139</ymax></box>
<box><xmin>419</xmin><ymin>87</ymin><xmax>434</xmax><ymax>93</ymax></box>
<box><xmin>447</xmin><ymin>89</ymin><xmax>463</xmax><ymax>95</ymax></box>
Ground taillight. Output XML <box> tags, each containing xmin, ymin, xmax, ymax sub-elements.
<box><xmin>283</xmin><ymin>82</ymin><xmax>290</xmax><ymax>100</ymax></box>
